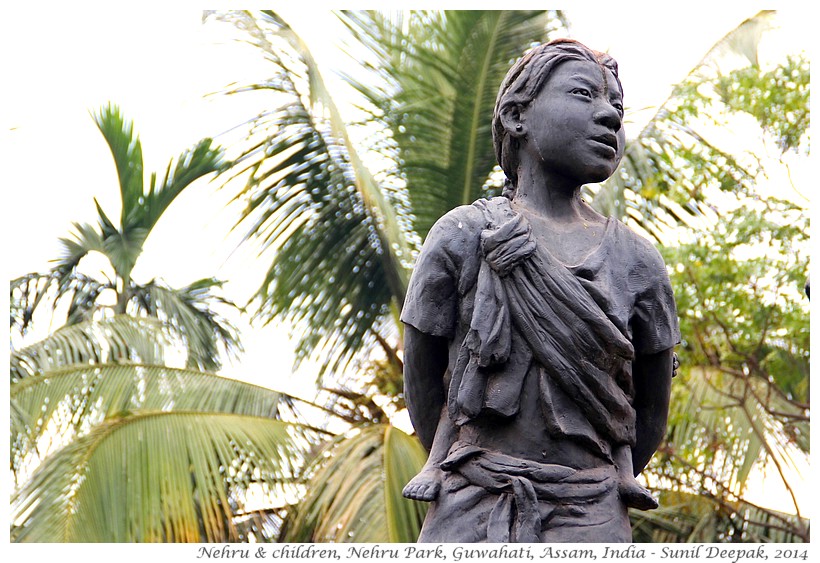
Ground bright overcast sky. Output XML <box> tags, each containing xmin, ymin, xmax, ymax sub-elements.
<box><xmin>2</xmin><ymin>3</ymin><xmax>813</xmax><ymax>515</ymax></box>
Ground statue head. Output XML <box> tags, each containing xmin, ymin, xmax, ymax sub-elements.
<box><xmin>492</xmin><ymin>39</ymin><xmax>623</xmax><ymax>196</ymax></box>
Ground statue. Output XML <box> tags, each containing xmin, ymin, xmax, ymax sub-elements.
<box><xmin>400</xmin><ymin>39</ymin><xmax>680</xmax><ymax>543</ymax></box>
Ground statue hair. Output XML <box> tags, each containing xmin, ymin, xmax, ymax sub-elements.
<box><xmin>492</xmin><ymin>39</ymin><xmax>622</xmax><ymax>199</ymax></box>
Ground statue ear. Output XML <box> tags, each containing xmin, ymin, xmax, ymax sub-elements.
<box><xmin>499</xmin><ymin>102</ymin><xmax>526</xmax><ymax>138</ymax></box>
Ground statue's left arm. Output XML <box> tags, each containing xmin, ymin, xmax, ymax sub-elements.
<box><xmin>631</xmin><ymin>347</ymin><xmax>674</xmax><ymax>475</ymax></box>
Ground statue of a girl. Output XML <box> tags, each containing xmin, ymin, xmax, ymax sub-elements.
<box><xmin>400</xmin><ymin>39</ymin><xmax>680</xmax><ymax>543</ymax></box>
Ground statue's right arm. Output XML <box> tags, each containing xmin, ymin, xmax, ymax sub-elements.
<box><xmin>403</xmin><ymin>324</ymin><xmax>450</xmax><ymax>451</ymax></box>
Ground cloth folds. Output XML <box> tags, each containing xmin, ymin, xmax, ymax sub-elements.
<box><xmin>439</xmin><ymin>441</ymin><xmax>617</xmax><ymax>542</ymax></box>
<box><xmin>447</xmin><ymin>198</ymin><xmax>637</xmax><ymax>450</ymax></box>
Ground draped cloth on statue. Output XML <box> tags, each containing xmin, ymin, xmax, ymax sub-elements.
<box><xmin>401</xmin><ymin>196</ymin><xmax>680</xmax><ymax>542</ymax></box>
<box><xmin>447</xmin><ymin>198</ymin><xmax>637</xmax><ymax>454</ymax></box>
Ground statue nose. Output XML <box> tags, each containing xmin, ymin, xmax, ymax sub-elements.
<box><xmin>594</xmin><ymin>104</ymin><xmax>622</xmax><ymax>132</ymax></box>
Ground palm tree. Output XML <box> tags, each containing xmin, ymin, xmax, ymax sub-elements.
<box><xmin>212</xmin><ymin>10</ymin><xmax>568</xmax><ymax>380</ymax></box>
<box><xmin>8</xmin><ymin>100</ymin><xmax>432</xmax><ymax>543</ymax></box>
<box><xmin>7</xmin><ymin>105</ymin><xmax>315</xmax><ymax>542</ymax></box>
<box><xmin>9</xmin><ymin>316</ymin><xmax>307</xmax><ymax>542</ymax></box>
<box><xmin>211</xmin><ymin>8</ymin><xmax>809</xmax><ymax>543</ymax></box>
<box><xmin>10</xmin><ymin>103</ymin><xmax>240</xmax><ymax>373</ymax></box>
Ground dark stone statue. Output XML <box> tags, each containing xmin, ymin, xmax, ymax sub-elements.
<box><xmin>400</xmin><ymin>39</ymin><xmax>680</xmax><ymax>543</ymax></box>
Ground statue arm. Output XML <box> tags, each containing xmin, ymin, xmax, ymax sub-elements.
<box><xmin>403</xmin><ymin>324</ymin><xmax>449</xmax><ymax>451</ymax></box>
<box><xmin>631</xmin><ymin>347</ymin><xmax>674</xmax><ymax>475</ymax></box>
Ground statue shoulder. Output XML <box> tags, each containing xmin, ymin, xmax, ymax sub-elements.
<box><xmin>423</xmin><ymin>199</ymin><xmax>501</xmax><ymax>251</ymax></box>
<box><xmin>611</xmin><ymin>220</ymin><xmax>669</xmax><ymax>276</ymax></box>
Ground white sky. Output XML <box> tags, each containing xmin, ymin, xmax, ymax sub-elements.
<box><xmin>2</xmin><ymin>3</ymin><xmax>813</xmax><ymax>520</ymax></box>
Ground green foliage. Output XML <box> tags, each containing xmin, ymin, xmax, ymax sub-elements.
<box><xmin>631</xmin><ymin>491</ymin><xmax>808</xmax><ymax>542</ymax></box>
<box><xmin>716</xmin><ymin>55</ymin><xmax>810</xmax><ymax>153</ymax></box>
<box><xmin>213</xmin><ymin>10</ymin><xmax>406</xmax><ymax>377</ymax></box>
<box><xmin>341</xmin><ymin>10</ymin><xmax>564</xmax><ymax>238</ymax></box>
<box><xmin>10</xmin><ymin>315</ymin><xmax>168</xmax><ymax>382</ymax></box>
<box><xmin>9</xmin><ymin>316</ymin><xmax>310</xmax><ymax>542</ymax></box>
<box><xmin>12</xmin><ymin>412</ymin><xmax>300</xmax><ymax>542</ymax></box>
<box><xmin>281</xmin><ymin>424</ymin><xmax>427</xmax><ymax>542</ymax></box>
<box><xmin>643</xmin><ymin>200</ymin><xmax>811</xmax><ymax>541</ymax></box>
<box><xmin>665</xmin><ymin>200</ymin><xmax>809</xmax><ymax>402</ymax></box>
<box><xmin>12</xmin><ymin>8</ymin><xmax>809</xmax><ymax>545</ymax></box>
<box><xmin>214</xmin><ymin>10</ymin><xmax>564</xmax><ymax>380</ymax></box>
<box><xmin>10</xmin><ymin>104</ymin><xmax>239</xmax><ymax>371</ymax></box>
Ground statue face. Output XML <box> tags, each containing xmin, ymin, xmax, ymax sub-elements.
<box><xmin>522</xmin><ymin>59</ymin><xmax>625</xmax><ymax>187</ymax></box>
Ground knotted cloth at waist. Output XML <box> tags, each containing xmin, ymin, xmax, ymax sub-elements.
<box><xmin>440</xmin><ymin>441</ymin><xmax>617</xmax><ymax>543</ymax></box>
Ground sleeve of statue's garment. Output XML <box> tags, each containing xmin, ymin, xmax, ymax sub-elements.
<box><xmin>629</xmin><ymin>239</ymin><xmax>681</xmax><ymax>356</ymax></box>
<box><xmin>401</xmin><ymin>205</ymin><xmax>484</xmax><ymax>339</ymax></box>
<box><xmin>401</xmin><ymin>207</ymin><xmax>478</xmax><ymax>338</ymax></box>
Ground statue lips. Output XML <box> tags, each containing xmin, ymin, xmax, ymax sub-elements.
<box><xmin>589</xmin><ymin>132</ymin><xmax>619</xmax><ymax>158</ymax></box>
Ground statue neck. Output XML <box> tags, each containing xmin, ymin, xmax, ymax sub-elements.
<box><xmin>511</xmin><ymin>166</ymin><xmax>585</xmax><ymax>224</ymax></box>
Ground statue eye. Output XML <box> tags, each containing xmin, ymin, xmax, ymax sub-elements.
<box><xmin>572</xmin><ymin>88</ymin><xmax>592</xmax><ymax>97</ymax></box>
<box><xmin>612</xmin><ymin>102</ymin><xmax>624</xmax><ymax>116</ymax></box>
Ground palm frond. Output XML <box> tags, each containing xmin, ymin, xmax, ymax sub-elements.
<box><xmin>10</xmin><ymin>315</ymin><xmax>168</xmax><ymax>381</ymax></box>
<box><xmin>340</xmin><ymin>10</ymin><xmax>565</xmax><ymax>238</ymax></box>
<box><xmin>11</xmin><ymin>412</ymin><xmax>301</xmax><ymax>542</ymax></box>
<box><xmin>87</xmin><ymin>104</ymin><xmax>224</xmax><ymax>281</ymax></box>
<box><xmin>10</xmin><ymin>271</ymin><xmax>111</xmax><ymax>334</ymax></box>
<box><xmin>11</xmin><ymin>362</ymin><xmax>289</xmax><ymax>491</ymax></box>
<box><xmin>263</xmin><ymin>9</ymin><xmax>413</xmax><ymax>293</ymax></box>
<box><xmin>141</xmin><ymin>137</ymin><xmax>225</xmax><ymax>235</ymax></box>
<box><xmin>214</xmin><ymin>10</ymin><xmax>400</xmax><ymax>376</ymax></box>
<box><xmin>53</xmin><ymin>221</ymin><xmax>108</xmax><ymax>275</ymax></box>
<box><xmin>281</xmin><ymin>424</ymin><xmax>427</xmax><ymax>542</ymax></box>
<box><xmin>130</xmin><ymin>278</ymin><xmax>242</xmax><ymax>371</ymax></box>
<box><xmin>91</xmin><ymin>103</ymin><xmax>144</xmax><ymax>227</ymax></box>
<box><xmin>667</xmin><ymin>367</ymin><xmax>809</xmax><ymax>491</ymax></box>
<box><xmin>631</xmin><ymin>490</ymin><xmax>809</xmax><ymax>542</ymax></box>
<box><xmin>688</xmin><ymin>10</ymin><xmax>776</xmax><ymax>73</ymax></box>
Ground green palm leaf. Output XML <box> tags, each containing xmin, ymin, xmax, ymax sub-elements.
<box><xmin>215</xmin><ymin>10</ymin><xmax>404</xmax><ymax>376</ymax></box>
<box><xmin>281</xmin><ymin>424</ymin><xmax>427</xmax><ymax>542</ymax></box>
<box><xmin>11</xmin><ymin>412</ymin><xmax>301</xmax><ymax>542</ymax></box>
<box><xmin>141</xmin><ymin>136</ymin><xmax>225</xmax><ymax>234</ymax></box>
<box><xmin>10</xmin><ymin>315</ymin><xmax>168</xmax><ymax>381</ymax></box>
<box><xmin>341</xmin><ymin>11</ymin><xmax>564</xmax><ymax>237</ymax></box>
<box><xmin>10</xmin><ymin>362</ymin><xmax>289</xmax><ymax>484</ymax></box>
<box><xmin>91</xmin><ymin>103</ymin><xmax>145</xmax><ymax>227</ymax></box>
<box><xmin>631</xmin><ymin>490</ymin><xmax>808</xmax><ymax>542</ymax></box>
<box><xmin>664</xmin><ymin>367</ymin><xmax>808</xmax><ymax>508</ymax></box>
<box><xmin>131</xmin><ymin>278</ymin><xmax>242</xmax><ymax>371</ymax></box>
<box><xmin>91</xmin><ymin>103</ymin><xmax>225</xmax><ymax>237</ymax></box>
<box><xmin>87</xmin><ymin>104</ymin><xmax>225</xmax><ymax>281</ymax></box>
<box><xmin>11</xmin><ymin>271</ymin><xmax>109</xmax><ymax>334</ymax></box>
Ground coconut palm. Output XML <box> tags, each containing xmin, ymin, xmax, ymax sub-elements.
<box><xmin>9</xmin><ymin>314</ymin><xmax>305</xmax><ymax>542</ymax></box>
<box><xmin>213</xmin><ymin>9</ymin><xmax>568</xmax><ymax>380</ymax></box>
<box><xmin>10</xmin><ymin>103</ymin><xmax>240</xmax><ymax>373</ymax></box>
<box><xmin>9</xmin><ymin>312</ymin><xmax>430</xmax><ymax>542</ymax></box>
